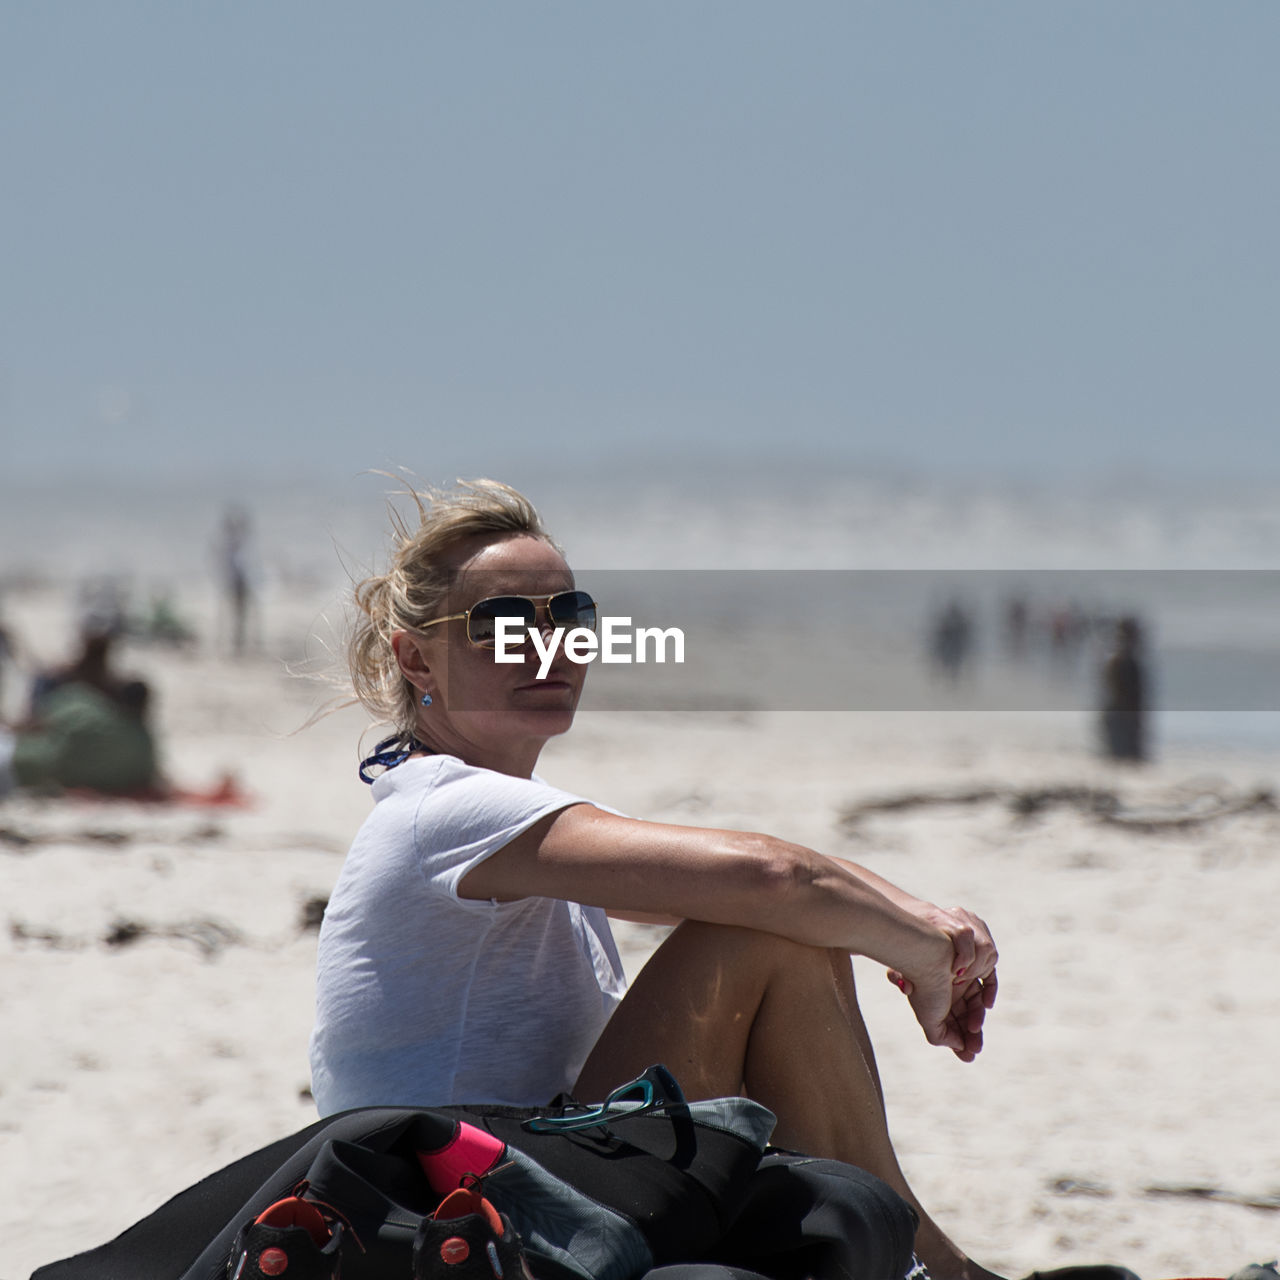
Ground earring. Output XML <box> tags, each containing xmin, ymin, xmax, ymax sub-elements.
<box><xmin>420</xmin><ymin>692</ymin><xmax>433</xmax><ymax>707</ymax></box>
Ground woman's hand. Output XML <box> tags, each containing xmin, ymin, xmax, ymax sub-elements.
<box><xmin>887</xmin><ymin>906</ymin><xmax>998</xmax><ymax>1061</ymax></box>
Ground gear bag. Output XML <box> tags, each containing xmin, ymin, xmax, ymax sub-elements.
<box><xmin>33</xmin><ymin>1066</ymin><xmax>918</xmax><ymax>1280</ymax></box>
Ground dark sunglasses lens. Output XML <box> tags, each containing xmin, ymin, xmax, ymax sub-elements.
<box><xmin>467</xmin><ymin>596</ymin><xmax>536</xmax><ymax>646</ymax></box>
<box><xmin>549</xmin><ymin>591</ymin><xmax>598</xmax><ymax>631</ymax></box>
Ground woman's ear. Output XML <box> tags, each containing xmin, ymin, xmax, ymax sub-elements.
<box><xmin>391</xmin><ymin>630</ymin><xmax>432</xmax><ymax>697</ymax></box>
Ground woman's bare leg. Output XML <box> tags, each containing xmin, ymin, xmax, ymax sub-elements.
<box><xmin>576</xmin><ymin>921</ymin><xmax>999</xmax><ymax>1280</ymax></box>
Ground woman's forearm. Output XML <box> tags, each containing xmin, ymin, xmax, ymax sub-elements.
<box><xmin>467</xmin><ymin>808</ymin><xmax>967</xmax><ymax>987</ymax></box>
<box><xmin>764</xmin><ymin>840</ymin><xmax>956</xmax><ymax>982</ymax></box>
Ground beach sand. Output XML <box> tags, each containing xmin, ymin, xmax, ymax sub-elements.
<box><xmin>3</xmin><ymin>580</ymin><xmax>1278</xmax><ymax>1280</ymax></box>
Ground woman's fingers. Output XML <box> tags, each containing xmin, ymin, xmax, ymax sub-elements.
<box><xmin>907</xmin><ymin>969</ymin><xmax>976</xmax><ymax>1058</ymax></box>
<box><xmin>937</xmin><ymin>977</ymin><xmax>996</xmax><ymax>1061</ymax></box>
<box><xmin>948</xmin><ymin>921</ymin><xmax>977</xmax><ymax>981</ymax></box>
<box><xmin>928</xmin><ymin>1015</ymin><xmax>965</xmax><ymax>1055</ymax></box>
<box><xmin>980</xmin><ymin>968</ymin><xmax>999</xmax><ymax>1009</ymax></box>
<box><xmin>900</xmin><ymin>907</ymin><xmax>999</xmax><ymax>1061</ymax></box>
<box><xmin>944</xmin><ymin>908</ymin><xmax>998</xmax><ymax>985</ymax></box>
<box><xmin>949</xmin><ymin>1007</ymin><xmax>983</xmax><ymax>1060</ymax></box>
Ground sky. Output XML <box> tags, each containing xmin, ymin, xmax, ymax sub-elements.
<box><xmin>2</xmin><ymin>3</ymin><xmax>1278</xmax><ymax>493</ymax></box>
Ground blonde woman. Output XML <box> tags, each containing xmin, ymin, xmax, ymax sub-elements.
<box><xmin>310</xmin><ymin>479</ymin><xmax>1000</xmax><ymax>1280</ymax></box>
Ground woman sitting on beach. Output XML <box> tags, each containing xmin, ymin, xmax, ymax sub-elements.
<box><xmin>309</xmin><ymin>479</ymin><xmax>1000</xmax><ymax>1280</ymax></box>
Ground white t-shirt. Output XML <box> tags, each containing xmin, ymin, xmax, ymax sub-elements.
<box><xmin>309</xmin><ymin>755</ymin><xmax>627</xmax><ymax>1116</ymax></box>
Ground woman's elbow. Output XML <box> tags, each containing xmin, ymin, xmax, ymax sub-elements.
<box><xmin>730</xmin><ymin>833</ymin><xmax>816</xmax><ymax>906</ymax></box>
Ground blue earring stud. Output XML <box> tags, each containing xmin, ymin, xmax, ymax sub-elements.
<box><xmin>421</xmin><ymin>693</ymin><xmax>433</xmax><ymax>707</ymax></box>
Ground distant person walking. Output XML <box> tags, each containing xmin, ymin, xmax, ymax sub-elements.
<box><xmin>217</xmin><ymin>506</ymin><xmax>257</xmax><ymax>658</ymax></box>
<box><xmin>929</xmin><ymin>599</ymin><xmax>974</xmax><ymax>683</ymax></box>
<box><xmin>1100</xmin><ymin>616</ymin><xmax>1148</xmax><ymax>762</ymax></box>
<box><xmin>1002</xmin><ymin>593</ymin><xmax>1029</xmax><ymax>662</ymax></box>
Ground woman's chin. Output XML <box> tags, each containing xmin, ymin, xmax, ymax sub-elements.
<box><xmin>508</xmin><ymin>682</ymin><xmax>579</xmax><ymax>725</ymax></box>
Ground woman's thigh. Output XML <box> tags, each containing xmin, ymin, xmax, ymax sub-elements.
<box><xmin>575</xmin><ymin>920</ymin><xmax>818</xmax><ymax>1102</ymax></box>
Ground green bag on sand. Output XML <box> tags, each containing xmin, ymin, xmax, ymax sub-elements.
<box><xmin>13</xmin><ymin>682</ymin><xmax>157</xmax><ymax>794</ymax></box>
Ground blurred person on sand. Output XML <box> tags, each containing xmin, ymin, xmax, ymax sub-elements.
<box><xmin>0</xmin><ymin>604</ymin><xmax>15</xmax><ymax>717</ymax></box>
<box><xmin>929</xmin><ymin>598</ymin><xmax>974</xmax><ymax>684</ymax></box>
<box><xmin>1</xmin><ymin>624</ymin><xmax>160</xmax><ymax>796</ymax></box>
<box><xmin>310</xmin><ymin>478</ymin><xmax>1001</xmax><ymax>1280</ymax></box>
<box><xmin>0</xmin><ymin>625</ymin><xmax>249</xmax><ymax>805</ymax></box>
<box><xmin>1100</xmin><ymin>616</ymin><xmax>1148</xmax><ymax>763</ymax></box>
<box><xmin>216</xmin><ymin>504</ymin><xmax>257</xmax><ymax>658</ymax></box>
<box><xmin>27</xmin><ymin>621</ymin><xmax>132</xmax><ymax>715</ymax></box>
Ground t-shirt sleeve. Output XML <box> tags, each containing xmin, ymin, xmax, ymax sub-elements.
<box><xmin>412</xmin><ymin>761</ymin><xmax>589</xmax><ymax>906</ymax></box>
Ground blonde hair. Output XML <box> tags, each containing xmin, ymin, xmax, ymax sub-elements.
<box><xmin>348</xmin><ymin>477</ymin><xmax>555</xmax><ymax>736</ymax></box>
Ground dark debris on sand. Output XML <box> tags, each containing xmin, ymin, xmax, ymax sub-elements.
<box><xmin>1144</xmin><ymin>1183</ymin><xmax>1280</xmax><ymax>1212</ymax></box>
<box><xmin>11</xmin><ymin>915</ymin><xmax>245</xmax><ymax>959</ymax></box>
<box><xmin>0</xmin><ymin>819</ymin><xmax>227</xmax><ymax>852</ymax></box>
<box><xmin>838</xmin><ymin>783</ymin><xmax>1276</xmax><ymax>835</ymax></box>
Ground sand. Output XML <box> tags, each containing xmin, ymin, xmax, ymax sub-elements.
<box><xmin>3</xmin><ymin>581</ymin><xmax>1279</xmax><ymax>1280</ymax></box>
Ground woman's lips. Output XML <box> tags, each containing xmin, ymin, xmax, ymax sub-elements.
<box><xmin>514</xmin><ymin>676</ymin><xmax>573</xmax><ymax>692</ymax></box>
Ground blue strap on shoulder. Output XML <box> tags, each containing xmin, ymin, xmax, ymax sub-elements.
<box><xmin>357</xmin><ymin>734</ymin><xmax>434</xmax><ymax>785</ymax></box>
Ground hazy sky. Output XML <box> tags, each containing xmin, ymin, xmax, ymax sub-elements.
<box><xmin>3</xmin><ymin>3</ymin><xmax>1277</xmax><ymax>490</ymax></box>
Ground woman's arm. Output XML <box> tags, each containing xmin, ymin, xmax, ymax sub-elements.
<box><xmin>605</xmin><ymin>908</ymin><xmax>685</xmax><ymax>925</ymax></box>
<box><xmin>460</xmin><ymin>804</ymin><xmax>997</xmax><ymax>1058</ymax></box>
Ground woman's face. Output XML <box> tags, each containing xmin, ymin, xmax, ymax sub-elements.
<box><xmin>410</xmin><ymin>533</ymin><xmax>589</xmax><ymax>762</ymax></box>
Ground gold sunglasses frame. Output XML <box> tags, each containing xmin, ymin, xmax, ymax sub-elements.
<box><xmin>418</xmin><ymin>590</ymin><xmax>600</xmax><ymax>650</ymax></box>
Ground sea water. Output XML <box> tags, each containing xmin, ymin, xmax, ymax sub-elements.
<box><xmin>2</xmin><ymin>466</ymin><xmax>1277</xmax><ymax>749</ymax></box>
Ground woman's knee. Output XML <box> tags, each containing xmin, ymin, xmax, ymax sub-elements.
<box><xmin>661</xmin><ymin>920</ymin><xmax>841</xmax><ymax>985</ymax></box>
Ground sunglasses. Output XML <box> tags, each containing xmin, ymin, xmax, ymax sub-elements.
<box><xmin>419</xmin><ymin>590</ymin><xmax>599</xmax><ymax>650</ymax></box>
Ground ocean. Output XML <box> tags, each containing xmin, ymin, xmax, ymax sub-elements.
<box><xmin>2</xmin><ymin>466</ymin><xmax>1278</xmax><ymax>750</ymax></box>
